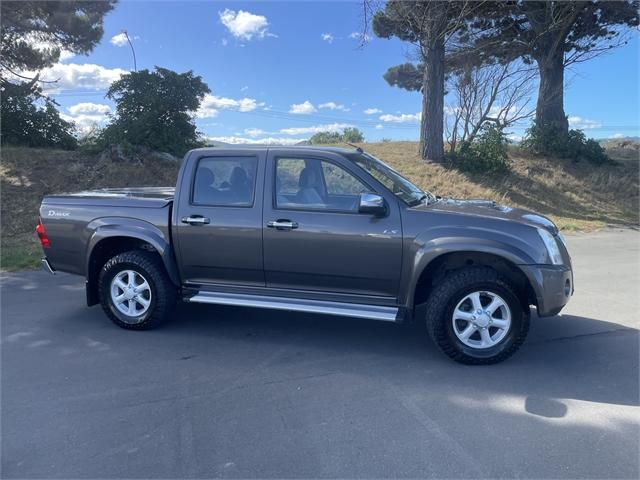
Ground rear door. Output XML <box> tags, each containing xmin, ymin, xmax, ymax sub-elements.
<box><xmin>263</xmin><ymin>149</ymin><xmax>403</xmax><ymax>299</ymax></box>
<box><xmin>173</xmin><ymin>149</ymin><xmax>266</xmax><ymax>287</ymax></box>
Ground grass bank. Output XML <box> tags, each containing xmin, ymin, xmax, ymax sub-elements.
<box><xmin>1</xmin><ymin>142</ymin><xmax>637</xmax><ymax>271</ymax></box>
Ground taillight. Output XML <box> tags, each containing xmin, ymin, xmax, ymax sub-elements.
<box><xmin>36</xmin><ymin>218</ymin><xmax>51</xmax><ymax>248</ymax></box>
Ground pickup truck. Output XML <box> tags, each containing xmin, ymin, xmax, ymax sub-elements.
<box><xmin>37</xmin><ymin>146</ymin><xmax>573</xmax><ymax>364</ymax></box>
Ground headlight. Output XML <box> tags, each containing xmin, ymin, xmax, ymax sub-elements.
<box><xmin>537</xmin><ymin>228</ymin><xmax>563</xmax><ymax>265</ymax></box>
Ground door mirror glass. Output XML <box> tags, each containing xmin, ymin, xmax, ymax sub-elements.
<box><xmin>358</xmin><ymin>193</ymin><xmax>386</xmax><ymax>216</ymax></box>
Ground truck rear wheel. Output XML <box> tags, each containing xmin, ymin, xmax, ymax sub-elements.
<box><xmin>98</xmin><ymin>250</ymin><xmax>177</xmax><ymax>330</ymax></box>
<box><xmin>424</xmin><ymin>267</ymin><xmax>529</xmax><ymax>365</ymax></box>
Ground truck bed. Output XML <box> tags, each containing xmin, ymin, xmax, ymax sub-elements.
<box><xmin>42</xmin><ymin>187</ymin><xmax>175</xmax><ymax>208</ymax></box>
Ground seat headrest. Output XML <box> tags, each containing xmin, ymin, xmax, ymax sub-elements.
<box><xmin>299</xmin><ymin>167</ymin><xmax>318</xmax><ymax>188</ymax></box>
<box><xmin>196</xmin><ymin>167</ymin><xmax>215</xmax><ymax>188</ymax></box>
<box><xmin>230</xmin><ymin>166</ymin><xmax>248</xmax><ymax>185</ymax></box>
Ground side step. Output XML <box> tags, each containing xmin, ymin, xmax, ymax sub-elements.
<box><xmin>186</xmin><ymin>291</ymin><xmax>399</xmax><ymax>322</ymax></box>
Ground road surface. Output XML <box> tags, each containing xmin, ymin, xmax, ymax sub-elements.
<box><xmin>1</xmin><ymin>228</ymin><xmax>638</xmax><ymax>478</ymax></box>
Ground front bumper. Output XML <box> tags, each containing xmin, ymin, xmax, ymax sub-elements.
<box><xmin>520</xmin><ymin>264</ymin><xmax>573</xmax><ymax>317</ymax></box>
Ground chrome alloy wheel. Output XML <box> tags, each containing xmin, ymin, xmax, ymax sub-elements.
<box><xmin>452</xmin><ymin>291</ymin><xmax>511</xmax><ymax>349</ymax></box>
<box><xmin>110</xmin><ymin>269</ymin><xmax>152</xmax><ymax>321</ymax></box>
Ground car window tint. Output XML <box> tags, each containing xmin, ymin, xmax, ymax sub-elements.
<box><xmin>275</xmin><ymin>157</ymin><xmax>367</xmax><ymax>212</ymax></box>
<box><xmin>193</xmin><ymin>156</ymin><xmax>257</xmax><ymax>206</ymax></box>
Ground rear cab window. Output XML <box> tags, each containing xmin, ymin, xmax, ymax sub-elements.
<box><xmin>192</xmin><ymin>156</ymin><xmax>258</xmax><ymax>207</ymax></box>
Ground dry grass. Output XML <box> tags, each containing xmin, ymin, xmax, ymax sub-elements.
<box><xmin>1</xmin><ymin>146</ymin><xmax>180</xmax><ymax>270</ymax></box>
<box><xmin>360</xmin><ymin>141</ymin><xmax>639</xmax><ymax>231</ymax></box>
<box><xmin>1</xmin><ymin>142</ymin><xmax>638</xmax><ymax>270</ymax></box>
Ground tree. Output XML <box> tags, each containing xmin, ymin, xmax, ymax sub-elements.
<box><xmin>0</xmin><ymin>79</ymin><xmax>77</xmax><ymax>149</ymax></box>
<box><xmin>101</xmin><ymin>67</ymin><xmax>210</xmax><ymax>155</ymax></box>
<box><xmin>472</xmin><ymin>1</ymin><xmax>639</xmax><ymax>135</ymax></box>
<box><xmin>342</xmin><ymin>127</ymin><xmax>365</xmax><ymax>143</ymax></box>
<box><xmin>372</xmin><ymin>1</ymin><xmax>481</xmax><ymax>162</ymax></box>
<box><xmin>1</xmin><ymin>0</ymin><xmax>116</xmax><ymax>76</ymax></box>
<box><xmin>446</xmin><ymin>60</ymin><xmax>536</xmax><ymax>153</ymax></box>
<box><xmin>309</xmin><ymin>128</ymin><xmax>365</xmax><ymax>144</ymax></box>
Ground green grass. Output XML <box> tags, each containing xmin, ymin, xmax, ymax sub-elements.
<box><xmin>1</xmin><ymin>236</ymin><xmax>41</xmax><ymax>271</ymax></box>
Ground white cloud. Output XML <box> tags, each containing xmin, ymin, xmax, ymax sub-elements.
<box><xmin>375</xmin><ymin>124</ymin><xmax>384</xmax><ymax>130</ymax></box>
<box><xmin>208</xmin><ymin>136</ymin><xmax>305</xmax><ymax>146</ymax></box>
<box><xmin>289</xmin><ymin>100</ymin><xmax>317</xmax><ymax>114</ymax></box>
<box><xmin>221</xmin><ymin>38</ymin><xmax>228</xmax><ymax>46</ymax></box>
<box><xmin>349</xmin><ymin>31</ymin><xmax>370</xmax><ymax>42</ymax></box>
<box><xmin>279</xmin><ymin>123</ymin><xmax>354</xmax><ymax>135</ymax></box>
<box><xmin>244</xmin><ymin>128</ymin><xmax>266</xmax><ymax>137</ymax></box>
<box><xmin>61</xmin><ymin>102</ymin><xmax>112</xmax><ymax>134</ymax></box>
<box><xmin>68</xmin><ymin>102</ymin><xmax>111</xmax><ymax>116</ymax></box>
<box><xmin>319</xmin><ymin>101</ymin><xmax>349</xmax><ymax>111</ymax></box>
<box><xmin>240</xmin><ymin>85</ymin><xmax>249</xmax><ymax>91</ymax></box>
<box><xmin>568</xmin><ymin>116</ymin><xmax>602</xmax><ymax>130</ymax></box>
<box><xmin>196</xmin><ymin>93</ymin><xmax>263</xmax><ymax>118</ymax></box>
<box><xmin>611</xmin><ymin>133</ymin><xmax>625</xmax><ymax>139</ymax></box>
<box><xmin>379</xmin><ymin>112</ymin><xmax>421</xmax><ymax>123</ymax></box>
<box><xmin>364</xmin><ymin>108</ymin><xmax>382</xmax><ymax>115</ymax></box>
<box><xmin>321</xmin><ymin>33</ymin><xmax>334</xmax><ymax>43</ymax></box>
<box><xmin>32</xmin><ymin>62</ymin><xmax>127</xmax><ymax>92</ymax></box>
<box><xmin>219</xmin><ymin>9</ymin><xmax>275</xmax><ymax>41</ymax></box>
<box><xmin>110</xmin><ymin>33</ymin><xmax>128</xmax><ymax>47</ymax></box>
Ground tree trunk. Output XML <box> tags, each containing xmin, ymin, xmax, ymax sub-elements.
<box><xmin>420</xmin><ymin>38</ymin><xmax>445</xmax><ymax>162</ymax></box>
<box><xmin>535</xmin><ymin>50</ymin><xmax>568</xmax><ymax>134</ymax></box>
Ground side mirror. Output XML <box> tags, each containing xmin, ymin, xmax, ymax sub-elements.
<box><xmin>358</xmin><ymin>193</ymin><xmax>387</xmax><ymax>217</ymax></box>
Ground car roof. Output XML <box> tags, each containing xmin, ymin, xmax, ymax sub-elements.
<box><xmin>188</xmin><ymin>145</ymin><xmax>361</xmax><ymax>156</ymax></box>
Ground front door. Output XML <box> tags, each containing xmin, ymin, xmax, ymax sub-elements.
<box><xmin>174</xmin><ymin>151</ymin><xmax>265</xmax><ymax>287</ymax></box>
<box><xmin>263</xmin><ymin>150</ymin><xmax>403</xmax><ymax>299</ymax></box>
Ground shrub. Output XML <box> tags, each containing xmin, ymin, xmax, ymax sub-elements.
<box><xmin>521</xmin><ymin>121</ymin><xmax>611</xmax><ymax>165</ymax></box>
<box><xmin>100</xmin><ymin>67</ymin><xmax>210</xmax><ymax>156</ymax></box>
<box><xmin>448</xmin><ymin>124</ymin><xmax>510</xmax><ymax>173</ymax></box>
<box><xmin>309</xmin><ymin>128</ymin><xmax>365</xmax><ymax>144</ymax></box>
<box><xmin>0</xmin><ymin>79</ymin><xmax>77</xmax><ymax>149</ymax></box>
<box><xmin>342</xmin><ymin>127</ymin><xmax>364</xmax><ymax>143</ymax></box>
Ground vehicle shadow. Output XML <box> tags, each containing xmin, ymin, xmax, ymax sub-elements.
<box><xmin>143</xmin><ymin>302</ymin><xmax>640</xmax><ymax>409</ymax></box>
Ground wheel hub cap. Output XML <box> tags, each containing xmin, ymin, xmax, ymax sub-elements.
<box><xmin>110</xmin><ymin>270</ymin><xmax>152</xmax><ymax>322</ymax></box>
<box><xmin>475</xmin><ymin>312</ymin><xmax>490</xmax><ymax>328</ymax></box>
<box><xmin>451</xmin><ymin>291</ymin><xmax>512</xmax><ymax>349</ymax></box>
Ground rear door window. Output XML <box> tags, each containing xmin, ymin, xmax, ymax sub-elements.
<box><xmin>192</xmin><ymin>156</ymin><xmax>257</xmax><ymax>206</ymax></box>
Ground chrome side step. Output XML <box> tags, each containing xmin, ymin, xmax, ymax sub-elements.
<box><xmin>186</xmin><ymin>291</ymin><xmax>399</xmax><ymax>322</ymax></box>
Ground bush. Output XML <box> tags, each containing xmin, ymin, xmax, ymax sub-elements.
<box><xmin>448</xmin><ymin>124</ymin><xmax>510</xmax><ymax>173</ymax></box>
<box><xmin>342</xmin><ymin>127</ymin><xmax>364</xmax><ymax>143</ymax></box>
<box><xmin>0</xmin><ymin>79</ymin><xmax>77</xmax><ymax>149</ymax></box>
<box><xmin>100</xmin><ymin>67</ymin><xmax>210</xmax><ymax>156</ymax></box>
<box><xmin>309</xmin><ymin>128</ymin><xmax>365</xmax><ymax>144</ymax></box>
<box><xmin>521</xmin><ymin>121</ymin><xmax>611</xmax><ymax>165</ymax></box>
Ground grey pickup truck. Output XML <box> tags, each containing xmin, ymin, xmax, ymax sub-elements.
<box><xmin>37</xmin><ymin>146</ymin><xmax>573</xmax><ymax>364</ymax></box>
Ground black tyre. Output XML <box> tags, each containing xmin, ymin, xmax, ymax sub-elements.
<box><xmin>425</xmin><ymin>267</ymin><xmax>529</xmax><ymax>365</ymax></box>
<box><xmin>98</xmin><ymin>250</ymin><xmax>177</xmax><ymax>330</ymax></box>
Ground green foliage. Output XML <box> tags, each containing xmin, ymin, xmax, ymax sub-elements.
<box><xmin>309</xmin><ymin>128</ymin><xmax>365</xmax><ymax>144</ymax></box>
<box><xmin>1</xmin><ymin>0</ymin><xmax>116</xmax><ymax>72</ymax></box>
<box><xmin>521</xmin><ymin>121</ymin><xmax>611</xmax><ymax>165</ymax></box>
<box><xmin>0</xmin><ymin>79</ymin><xmax>77</xmax><ymax>149</ymax></box>
<box><xmin>100</xmin><ymin>67</ymin><xmax>210</xmax><ymax>156</ymax></box>
<box><xmin>342</xmin><ymin>127</ymin><xmax>365</xmax><ymax>143</ymax></box>
<box><xmin>448</xmin><ymin>124</ymin><xmax>510</xmax><ymax>173</ymax></box>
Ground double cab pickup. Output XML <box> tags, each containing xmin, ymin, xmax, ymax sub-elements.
<box><xmin>37</xmin><ymin>146</ymin><xmax>573</xmax><ymax>364</ymax></box>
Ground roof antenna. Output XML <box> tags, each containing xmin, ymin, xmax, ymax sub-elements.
<box><xmin>344</xmin><ymin>142</ymin><xmax>363</xmax><ymax>153</ymax></box>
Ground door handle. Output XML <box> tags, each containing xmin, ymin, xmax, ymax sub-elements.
<box><xmin>182</xmin><ymin>215</ymin><xmax>210</xmax><ymax>225</ymax></box>
<box><xmin>267</xmin><ymin>219</ymin><xmax>298</xmax><ymax>230</ymax></box>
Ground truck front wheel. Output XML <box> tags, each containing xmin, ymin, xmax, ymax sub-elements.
<box><xmin>98</xmin><ymin>250</ymin><xmax>177</xmax><ymax>330</ymax></box>
<box><xmin>424</xmin><ymin>267</ymin><xmax>529</xmax><ymax>365</ymax></box>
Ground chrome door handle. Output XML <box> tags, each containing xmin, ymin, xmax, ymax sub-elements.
<box><xmin>267</xmin><ymin>219</ymin><xmax>298</xmax><ymax>230</ymax></box>
<box><xmin>182</xmin><ymin>216</ymin><xmax>210</xmax><ymax>225</ymax></box>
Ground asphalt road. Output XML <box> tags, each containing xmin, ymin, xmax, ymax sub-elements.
<box><xmin>1</xmin><ymin>229</ymin><xmax>638</xmax><ymax>479</ymax></box>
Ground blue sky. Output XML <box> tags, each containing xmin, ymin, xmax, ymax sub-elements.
<box><xmin>39</xmin><ymin>1</ymin><xmax>640</xmax><ymax>144</ymax></box>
